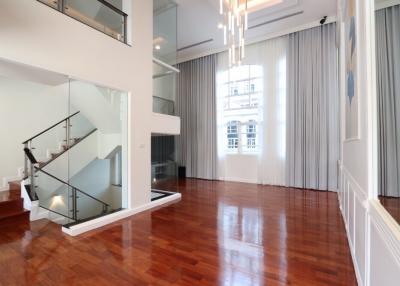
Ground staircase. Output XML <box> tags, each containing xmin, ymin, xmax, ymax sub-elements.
<box><xmin>20</xmin><ymin>111</ymin><xmax>117</xmax><ymax>227</ymax></box>
<box><xmin>0</xmin><ymin>181</ymin><xmax>29</xmax><ymax>227</ymax></box>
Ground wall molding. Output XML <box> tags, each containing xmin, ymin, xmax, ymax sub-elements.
<box><xmin>369</xmin><ymin>200</ymin><xmax>400</xmax><ymax>268</ymax></box>
<box><xmin>342</xmin><ymin>207</ymin><xmax>364</xmax><ymax>286</ymax></box>
<box><xmin>341</xmin><ymin>165</ymin><xmax>368</xmax><ymax>205</ymax></box>
<box><xmin>340</xmin><ymin>163</ymin><xmax>400</xmax><ymax>286</ymax></box>
<box><xmin>340</xmin><ymin>164</ymin><xmax>368</xmax><ymax>286</ymax></box>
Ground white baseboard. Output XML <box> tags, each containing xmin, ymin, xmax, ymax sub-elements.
<box><xmin>221</xmin><ymin>177</ymin><xmax>258</xmax><ymax>184</ymax></box>
<box><xmin>62</xmin><ymin>193</ymin><xmax>182</xmax><ymax>236</ymax></box>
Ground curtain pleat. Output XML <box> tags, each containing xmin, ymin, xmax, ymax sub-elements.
<box><xmin>286</xmin><ymin>23</ymin><xmax>340</xmax><ymax>191</ymax></box>
<box><xmin>176</xmin><ymin>55</ymin><xmax>217</xmax><ymax>180</ymax></box>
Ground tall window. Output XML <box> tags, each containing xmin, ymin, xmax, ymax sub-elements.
<box><xmin>227</xmin><ymin>121</ymin><xmax>239</xmax><ymax>149</ymax></box>
<box><xmin>247</xmin><ymin>120</ymin><xmax>257</xmax><ymax>149</ymax></box>
<box><xmin>217</xmin><ymin>65</ymin><xmax>263</xmax><ymax>154</ymax></box>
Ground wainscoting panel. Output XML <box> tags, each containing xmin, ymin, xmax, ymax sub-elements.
<box><xmin>340</xmin><ymin>165</ymin><xmax>400</xmax><ymax>286</ymax></box>
<box><xmin>340</xmin><ymin>165</ymin><xmax>368</xmax><ymax>286</ymax></box>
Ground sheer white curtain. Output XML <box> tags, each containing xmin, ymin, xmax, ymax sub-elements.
<box><xmin>216</xmin><ymin>36</ymin><xmax>289</xmax><ymax>185</ymax></box>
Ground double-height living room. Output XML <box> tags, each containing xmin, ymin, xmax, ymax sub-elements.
<box><xmin>0</xmin><ymin>0</ymin><xmax>399</xmax><ymax>285</ymax></box>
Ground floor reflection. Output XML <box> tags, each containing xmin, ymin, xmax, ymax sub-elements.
<box><xmin>0</xmin><ymin>179</ymin><xmax>356</xmax><ymax>285</ymax></box>
<box><xmin>218</xmin><ymin>202</ymin><xmax>265</xmax><ymax>286</ymax></box>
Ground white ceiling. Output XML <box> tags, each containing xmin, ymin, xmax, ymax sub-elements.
<box><xmin>175</xmin><ymin>0</ymin><xmax>337</xmax><ymax>62</ymax></box>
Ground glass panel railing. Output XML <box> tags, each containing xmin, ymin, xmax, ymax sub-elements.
<box><xmin>22</xmin><ymin>111</ymin><xmax>97</xmax><ymax>203</ymax></box>
<box><xmin>36</xmin><ymin>169</ymin><xmax>110</xmax><ymax>224</ymax></box>
<box><xmin>22</xmin><ymin>111</ymin><xmax>95</xmax><ymax>169</ymax></box>
<box><xmin>37</xmin><ymin>0</ymin><xmax>127</xmax><ymax>43</ymax></box>
<box><xmin>69</xmin><ymin>112</ymin><xmax>97</xmax><ymax>143</ymax></box>
<box><xmin>38</xmin><ymin>0</ymin><xmax>59</xmax><ymax>9</ymax></box>
<box><xmin>153</xmin><ymin>96</ymin><xmax>175</xmax><ymax>115</ymax></box>
<box><xmin>28</xmin><ymin>119</ymin><xmax>67</xmax><ymax>167</ymax></box>
<box><xmin>69</xmin><ymin>79</ymin><xmax>128</xmax><ymax>211</ymax></box>
<box><xmin>36</xmin><ymin>170</ymin><xmax>72</xmax><ymax>221</ymax></box>
<box><xmin>64</xmin><ymin>0</ymin><xmax>126</xmax><ymax>42</ymax></box>
<box><xmin>153</xmin><ymin>59</ymin><xmax>178</xmax><ymax>115</ymax></box>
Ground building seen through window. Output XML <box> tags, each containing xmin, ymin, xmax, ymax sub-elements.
<box><xmin>217</xmin><ymin>65</ymin><xmax>263</xmax><ymax>154</ymax></box>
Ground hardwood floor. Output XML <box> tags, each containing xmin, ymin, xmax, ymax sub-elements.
<box><xmin>379</xmin><ymin>196</ymin><xmax>400</xmax><ymax>225</ymax></box>
<box><xmin>0</xmin><ymin>179</ymin><xmax>356</xmax><ymax>286</ymax></box>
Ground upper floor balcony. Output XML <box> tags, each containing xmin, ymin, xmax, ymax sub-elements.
<box><xmin>38</xmin><ymin>0</ymin><xmax>128</xmax><ymax>43</ymax></box>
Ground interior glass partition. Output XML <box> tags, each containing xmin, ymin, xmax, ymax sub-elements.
<box><xmin>153</xmin><ymin>61</ymin><xmax>177</xmax><ymax>115</ymax></box>
<box><xmin>151</xmin><ymin>0</ymin><xmax>179</xmax><ymax>200</ymax></box>
<box><xmin>22</xmin><ymin>78</ymin><xmax>128</xmax><ymax>226</ymax></box>
<box><xmin>151</xmin><ymin>135</ymin><xmax>177</xmax><ymax>198</ymax></box>
<box><xmin>153</xmin><ymin>0</ymin><xmax>178</xmax><ymax>116</ymax></box>
<box><xmin>153</xmin><ymin>0</ymin><xmax>177</xmax><ymax>64</ymax></box>
<box><xmin>68</xmin><ymin>79</ymin><xmax>128</xmax><ymax>214</ymax></box>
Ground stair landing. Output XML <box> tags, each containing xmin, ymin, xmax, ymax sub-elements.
<box><xmin>0</xmin><ymin>181</ymin><xmax>30</xmax><ymax>227</ymax></box>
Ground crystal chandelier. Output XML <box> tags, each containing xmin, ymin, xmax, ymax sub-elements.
<box><xmin>220</xmin><ymin>0</ymin><xmax>249</xmax><ymax>66</ymax></box>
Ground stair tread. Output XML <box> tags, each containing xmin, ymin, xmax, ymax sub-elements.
<box><xmin>0</xmin><ymin>209</ymin><xmax>29</xmax><ymax>220</ymax></box>
<box><xmin>0</xmin><ymin>197</ymin><xmax>22</xmax><ymax>204</ymax></box>
<box><xmin>8</xmin><ymin>180</ymin><xmax>22</xmax><ymax>190</ymax></box>
<box><xmin>0</xmin><ymin>190</ymin><xmax>21</xmax><ymax>203</ymax></box>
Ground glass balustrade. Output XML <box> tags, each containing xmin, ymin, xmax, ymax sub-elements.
<box><xmin>37</xmin><ymin>0</ymin><xmax>127</xmax><ymax>43</ymax></box>
<box><xmin>36</xmin><ymin>169</ymin><xmax>110</xmax><ymax>223</ymax></box>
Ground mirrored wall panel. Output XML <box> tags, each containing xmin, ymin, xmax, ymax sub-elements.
<box><xmin>375</xmin><ymin>0</ymin><xmax>400</xmax><ymax>224</ymax></box>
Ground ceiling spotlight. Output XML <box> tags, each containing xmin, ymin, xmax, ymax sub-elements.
<box><xmin>155</xmin><ymin>45</ymin><xmax>161</xmax><ymax>50</ymax></box>
<box><xmin>218</xmin><ymin>23</ymin><xmax>224</xmax><ymax>29</ymax></box>
<box><xmin>320</xmin><ymin>16</ymin><xmax>327</xmax><ymax>25</ymax></box>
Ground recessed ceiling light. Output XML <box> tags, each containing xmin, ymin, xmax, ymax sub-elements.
<box><xmin>218</xmin><ymin>23</ymin><xmax>224</xmax><ymax>29</ymax></box>
<box><xmin>155</xmin><ymin>45</ymin><xmax>161</xmax><ymax>50</ymax></box>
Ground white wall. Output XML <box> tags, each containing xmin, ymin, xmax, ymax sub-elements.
<box><xmin>69</xmin><ymin>81</ymin><xmax>123</xmax><ymax>134</ymax></box>
<box><xmin>337</xmin><ymin>0</ymin><xmax>400</xmax><ymax>285</ymax></box>
<box><xmin>151</xmin><ymin>113</ymin><xmax>180</xmax><ymax>135</ymax></box>
<box><xmin>218</xmin><ymin>154</ymin><xmax>259</xmax><ymax>184</ymax></box>
<box><xmin>0</xmin><ymin>76</ymin><xmax>68</xmax><ymax>190</ymax></box>
<box><xmin>0</xmin><ymin>0</ymin><xmax>153</xmax><ymax>207</ymax></box>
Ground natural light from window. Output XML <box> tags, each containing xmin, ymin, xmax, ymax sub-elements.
<box><xmin>217</xmin><ymin>65</ymin><xmax>263</xmax><ymax>154</ymax></box>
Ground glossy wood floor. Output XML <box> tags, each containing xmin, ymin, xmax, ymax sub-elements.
<box><xmin>379</xmin><ymin>196</ymin><xmax>400</xmax><ymax>225</ymax></box>
<box><xmin>0</xmin><ymin>179</ymin><xmax>356</xmax><ymax>286</ymax></box>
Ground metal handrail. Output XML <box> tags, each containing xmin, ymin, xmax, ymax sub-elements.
<box><xmin>96</xmin><ymin>0</ymin><xmax>127</xmax><ymax>16</ymax></box>
<box><xmin>37</xmin><ymin>0</ymin><xmax>127</xmax><ymax>44</ymax></box>
<box><xmin>153</xmin><ymin>58</ymin><xmax>180</xmax><ymax>73</ymax></box>
<box><xmin>22</xmin><ymin>111</ymin><xmax>80</xmax><ymax>144</ymax></box>
<box><xmin>35</xmin><ymin>167</ymin><xmax>111</xmax><ymax>208</ymax></box>
<box><xmin>39</xmin><ymin>205</ymin><xmax>73</xmax><ymax>221</ymax></box>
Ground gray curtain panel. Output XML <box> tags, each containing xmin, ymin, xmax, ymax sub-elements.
<box><xmin>176</xmin><ymin>55</ymin><xmax>217</xmax><ymax>180</ymax></box>
<box><xmin>286</xmin><ymin>23</ymin><xmax>340</xmax><ymax>191</ymax></box>
<box><xmin>376</xmin><ymin>5</ymin><xmax>400</xmax><ymax>197</ymax></box>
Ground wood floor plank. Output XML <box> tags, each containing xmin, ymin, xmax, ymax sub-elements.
<box><xmin>0</xmin><ymin>179</ymin><xmax>357</xmax><ymax>286</ymax></box>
